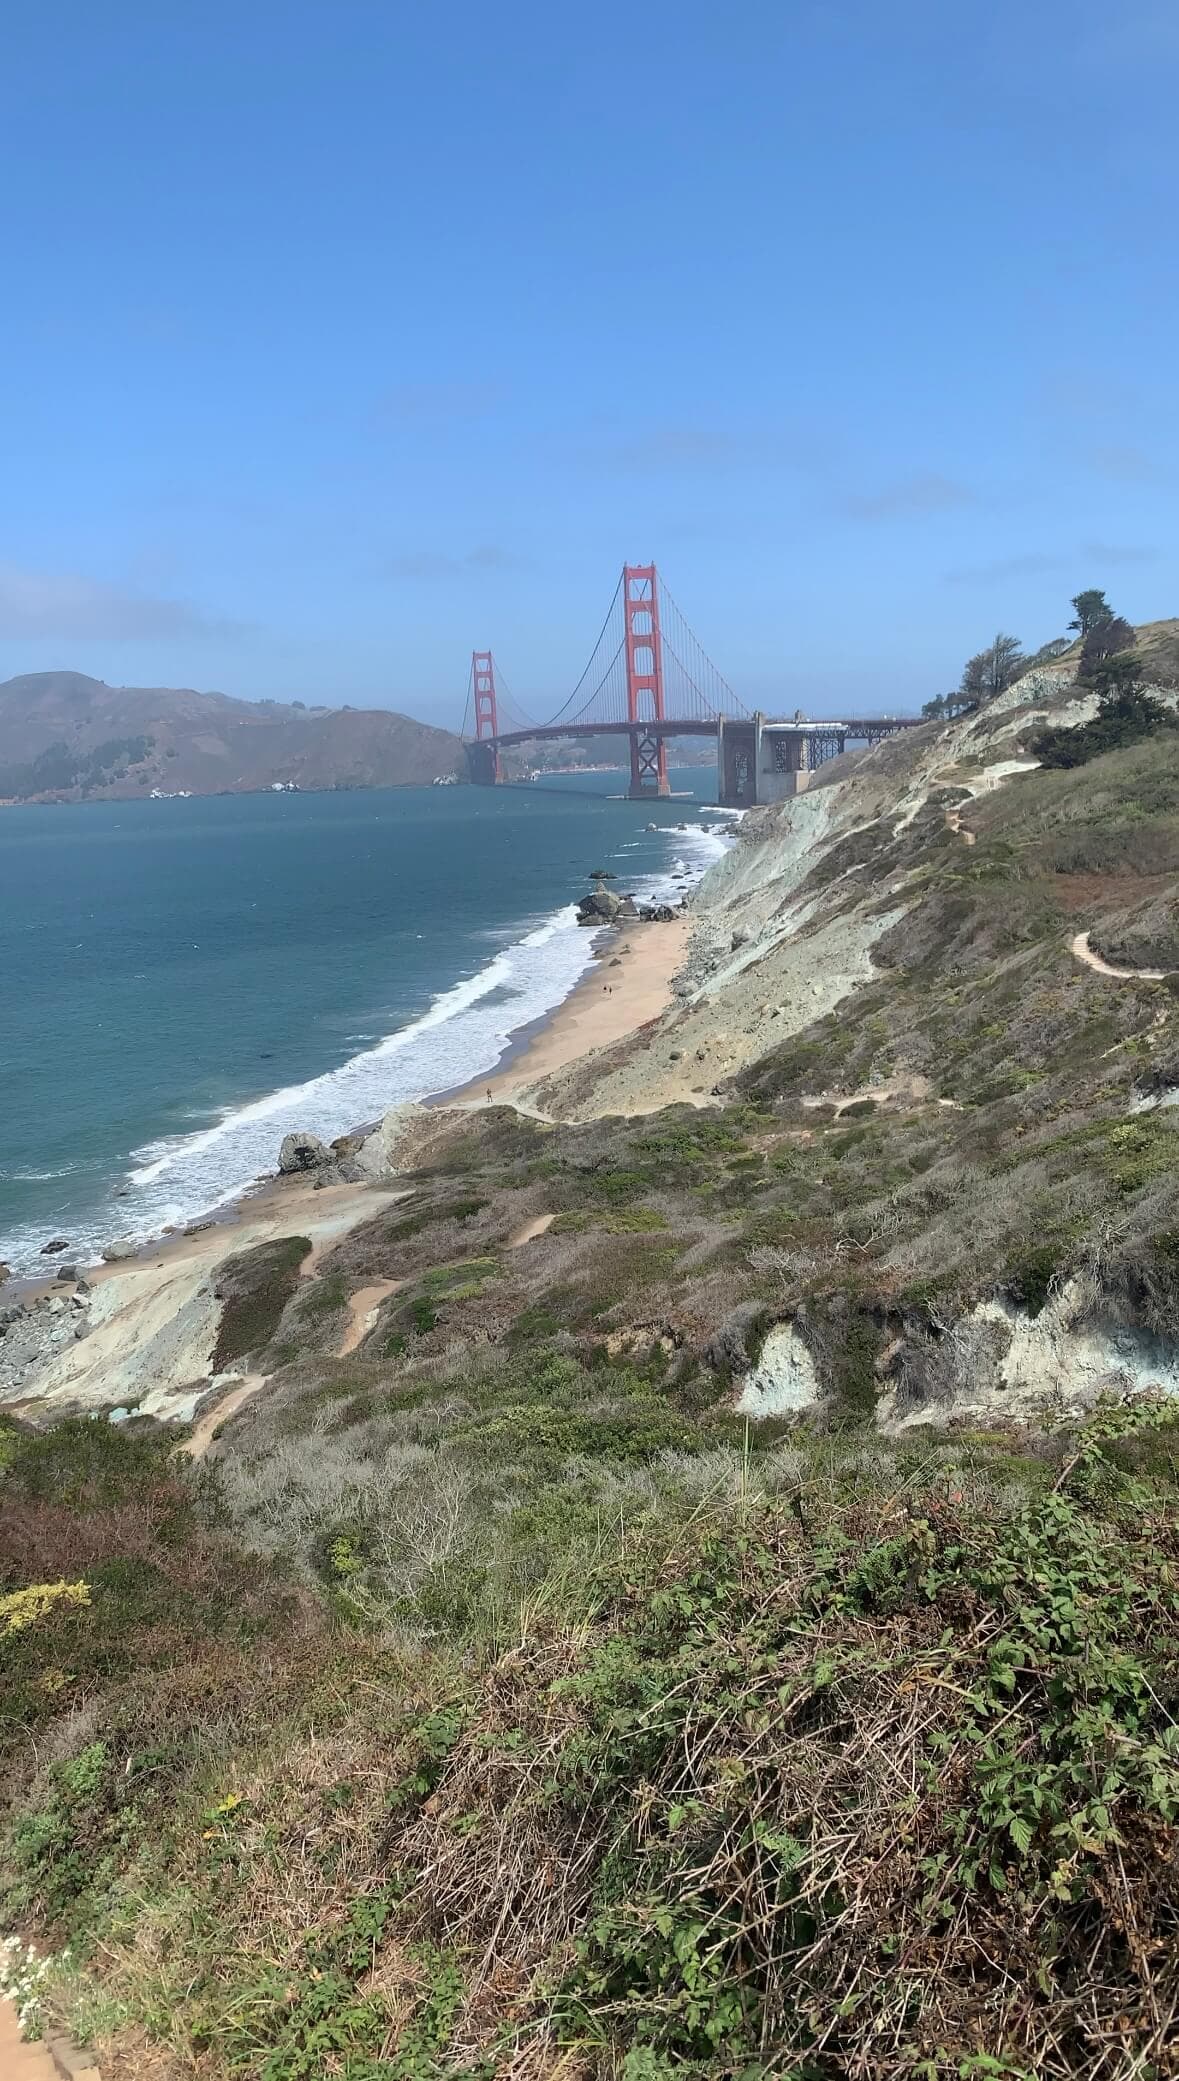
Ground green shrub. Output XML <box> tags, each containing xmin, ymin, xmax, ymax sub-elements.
<box><xmin>552</xmin><ymin>1206</ymin><xmax>667</xmax><ymax>1235</ymax></box>
<box><xmin>212</xmin><ymin>1235</ymin><xmax>311</xmax><ymax>1368</ymax></box>
<box><xmin>385</xmin><ymin>1195</ymin><xmax>488</xmax><ymax>1242</ymax></box>
<box><xmin>1034</xmin><ymin>668</ymin><xmax>1177</xmax><ymax>769</ymax></box>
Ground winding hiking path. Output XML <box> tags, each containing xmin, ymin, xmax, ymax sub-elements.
<box><xmin>0</xmin><ymin>1998</ymin><xmax>98</xmax><ymax>2081</ymax></box>
<box><xmin>338</xmin><ymin>1281</ymin><xmax>400</xmax><ymax>1356</ymax></box>
<box><xmin>943</xmin><ymin>806</ymin><xmax>976</xmax><ymax>846</ymax></box>
<box><xmin>183</xmin><ymin>1372</ymin><xmax>267</xmax><ymax>1459</ymax></box>
<box><xmin>1070</xmin><ymin>930</ymin><xmax>1168</xmax><ymax>983</ymax></box>
<box><xmin>509</xmin><ymin>1212</ymin><xmax>556</xmax><ymax>1248</ymax></box>
<box><xmin>0</xmin><ymin>2002</ymin><xmax>55</xmax><ymax>2080</ymax></box>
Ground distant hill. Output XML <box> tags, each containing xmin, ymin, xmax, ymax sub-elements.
<box><xmin>0</xmin><ymin>672</ymin><xmax>465</xmax><ymax>802</ymax></box>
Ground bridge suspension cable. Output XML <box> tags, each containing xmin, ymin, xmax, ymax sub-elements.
<box><xmin>533</xmin><ymin>565</ymin><xmax>750</xmax><ymax>730</ymax></box>
<box><xmin>539</xmin><ymin>569</ymin><xmax>626</xmax><ymax>728</ymax></box>
<box><xmin>459</xmin><ymin>653</ymin><xmax>537</xmax><ymax>739</ymax></box>
<box><xmin>491</xmin><ymin>662</ymin><xmax>538</xmax><ymax>734</ymax></box>
<box><xmin>461</xmin><ymin>560</ymin><xmax>750</xmax><ymax>739</ymax></box>
<box><xmin>657</xmin><ymin>574</ymin><xmax>749</xmax><ymax>721</ymax></box>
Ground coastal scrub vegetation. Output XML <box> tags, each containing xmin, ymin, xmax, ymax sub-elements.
<box><xmin>1034</xmin><ymin>654</ymin><xmax>1177</xmax><ymax>768</ymax></box>
<box><xmin>2</xmin><ymin>1401</ymin><xmax>1179</xmax><ymax>2078</ymax></box>
<box><xmin>5</xmin><ymin>668</ymin><xmax>1179</xmax><ymax>2076</ymax></box>
<box><xmin>211</xmin><ymin>1233</ymin><xmax>312</xmax><ymax>1370</ymax></box>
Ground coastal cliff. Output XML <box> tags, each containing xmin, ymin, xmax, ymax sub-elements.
<box><xmin>3</xmin><ymin>633</ymin><xmax>1179</xmax><ymax>2079</ymax></box>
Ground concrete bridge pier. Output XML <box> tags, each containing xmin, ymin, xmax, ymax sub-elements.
<box><xmin>465</xmin><ymin>740</ymin><xmax>502</xmax><ymax>786</ymax></box>
<box><xmin>716</xmin><ymin>714</ymin><xmax>758</xmax><ymax>807</ymax></box>
<box><xmin>716</xmin><ymin>713</ymin><xmax>848</xmax><ymax>807</ymax></box>
<box><xmin>627</xmin><ymin>728</ymin><xmax>673</xmax><ymax>801</ymax></box>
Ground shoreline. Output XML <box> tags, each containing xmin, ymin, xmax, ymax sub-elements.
<box><xmin>2</xmin><ymin>792</ymin><xmax>738</xmax><ymax>1301</ymax></box>
<box><xmin>0</xmin><ymin>902</ymin><xmax>699</xmax><ymax>1422</ymax></box>
<box><xmin>2</xmin><ymin>910</ymin><xmax>695</xmax><ymax>1318</ymax></box>
<box><xmin>431</xmin><ymin>913</ymin><xmax>692</xmax><ymax>1108</ymax></box>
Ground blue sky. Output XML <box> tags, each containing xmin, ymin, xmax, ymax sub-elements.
<box><xmin>2</xmin><ymin>0</ymin><xmax>1176</xmax><ymax>722</ymax></box>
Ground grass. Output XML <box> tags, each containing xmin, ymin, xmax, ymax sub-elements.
<box><xmin>212</xmin><ymin>1234</ymin><xmax>311</xmax><ymax>1369</ymax></box>
<box><xmin>384</xmin><ymin>1195</ymin><xmax>488</xmax><ymax>1242</ymax></box>
<box><xmin>550</xmin><ymin>1205</ymin><xmax>668</xmax><ymax>1234</ymax></box>
<box><xmin>0</xmin><ymin>1421</ymin><xmax>319</xmax><ymax>1940</ymax></box>
<box><xmin>4</xmin><ymin>1403</ymin><xmax>1178</xmax><ymax>2079</ymax></box>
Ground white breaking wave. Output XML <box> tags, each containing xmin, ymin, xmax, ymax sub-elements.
<box><xmin>2</xmin><ymin>819</ymin><xmax>732</xmax><ymax>1270</ymax></box>
<box><xmin>0</xmin><ymin>1167</ymin><xmax>84</xmax><ymax>1183</ymax></box>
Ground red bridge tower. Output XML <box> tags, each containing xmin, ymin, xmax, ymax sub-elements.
<box><xmin>469</xmin><ymin>650</ymin><xmax>503</xmax><ymax>785</ymax></box>
<box><xmin>623</xmin><ymin>563</ymin><xmax>670</xmax><ymax>799</ymax></box>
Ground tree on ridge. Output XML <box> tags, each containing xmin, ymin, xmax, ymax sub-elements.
<box><xmin>961</xmin><ymin>633</ymin><xmax>1024</xmax><ymax>705</ymax></box>
<box><xmin>1069</xmin><ymin>588</ymin><xmax>1114</xmax><ymax>636</ymax></box>
<box><xmin>1080</xmin><ymin>615</ymin><xmax>1135</xmax><ymax>678</ymax></box>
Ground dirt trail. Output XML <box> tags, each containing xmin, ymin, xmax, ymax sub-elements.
<box><xmin>186</xmin><ymin>1276</ymin><xmax>405</xmax><ymax>1451</ymax></box>
<box><xmin>944</xmin><ymin>806</ymin><xmax>976</xmax><ymax>846</ymax></box>
<box><xmin>1070</xmin><ymin>930</ymin><xmax>1168</xmax><ymax>983</ymax></box>
<box><xmin>183</xmin><ymin>1373</ymin><xmax>267</xmax><ymax>1459</ymax></box>
<box><xmin>0</xmin><ymin>2010</ymin><xmax>54</xmax><ymax>2078</ymax></box>
<box><xmin>802</xmin><ymin>1075</ymin><xmax>932</xmax><ymax>1120</ymax></box>
<box><xmin>0</xmin><ymin>1997</ymin><xmax>93</xmax><ymax>2081</ymax></box>
<box><xmin>509</xmin><ymin>1212</ymin><xmax>556</xmax><ymax>1248</ymax></box>
<box><xmin>338</xmin><ymin>1281</ymin><xmax>400</xmax><ymax>1356</ymax></box>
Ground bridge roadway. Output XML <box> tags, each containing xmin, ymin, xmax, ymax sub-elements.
<box><xmin>467</xmin><ymin>713</ymin><xmax>923</xmax><ymax>806</ymax></box>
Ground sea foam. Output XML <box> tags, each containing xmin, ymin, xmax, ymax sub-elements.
<box><xmin>3</xmin><ymin>817</ymin><xmax>730</xmax><ymax>1270</ymax></box>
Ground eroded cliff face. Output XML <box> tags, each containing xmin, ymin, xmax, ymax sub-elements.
<box><xmin>5</xmin><ymin>655</ymin><xmax>1178</xmax><ymax>1442</ymax></box>
<box><xmin>526</xmin><ymin>655</ymin><xmax>1108</xmax><ymax>1121</ymax></box>
<box><xmin>521</xmin><ymin>654</ymin><xmax>1179</xmax><ymax>1429</ymax></box>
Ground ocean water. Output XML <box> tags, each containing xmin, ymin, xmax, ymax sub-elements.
<box><xmin>0</xmin><ymin>772</ymin><xmax>732</xmax><ymax>1273</ymax></box>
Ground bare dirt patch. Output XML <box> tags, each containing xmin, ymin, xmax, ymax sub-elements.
<box><xmin>338</xmin><ymin>1281</ymin><xmax>400</xmax><ymax>1356</ymax></box>
<box><xmin>509</xmin><ymin>1213</ymin><xmax>556</xmax><ymax>1249</ymax></box>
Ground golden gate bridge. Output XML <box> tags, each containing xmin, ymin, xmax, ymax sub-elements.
<box><xmin>460</xmin><ymin>563</ymin><xmax>920</xmax><ymax>808</ymax></box>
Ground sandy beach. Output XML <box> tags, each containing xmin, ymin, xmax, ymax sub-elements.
<box><xmin>445</xmin><ymin>913</ymin><xmax>692</xmax><ymax>1107</ymax></box>
<box><xmin>9</xmin><ymin>912</ymin><xmax>692</xmax><ymax>1300</ymax></box>
<box><xmin>1</xmin><ymin>909</ymin><xmax>696</xmax><ymax>1422</ymax></box>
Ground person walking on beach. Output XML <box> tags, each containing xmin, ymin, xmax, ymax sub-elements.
<box><xmin>486</xmin><ymin>1086</ymin><xmax>493</xmax><ymax>1103</ymax></box>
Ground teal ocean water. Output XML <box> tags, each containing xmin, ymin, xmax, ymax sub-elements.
<box><xmin>0</xmin><ymin>773</ymin><xmax>731</xmax><ymax>1273</ymax></box>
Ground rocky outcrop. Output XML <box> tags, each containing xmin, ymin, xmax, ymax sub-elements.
<box><xmin>576</xmin><ymin>889</ymin><xmax>624</xmax><ymax>926</ymax></box>
<box><xmin>278</xmin><ymin>1131</ymin><xmax>331</xmax><ymax>1174</ymax></box>
<box><xmin>351</xmin><ymin>1102</ymin><xmax>462</xmax><ymax>1180</ymax></box>
<box><xmin>878</xmin><ymin>1284</ymin><xmax>1179</xmax><ymax>1434</ymax></box>
<box><xmin>0</xmin><ymin>1290</ymin><xmax>93</xmax><ymax>1402</ymax></box>
<box><xmin>735</xmin><ymin>1322</ymin><xmax>822</xmax><ymax>1419</ymax></box>
<box><xmin>101</xmin><ymin>1239</ymin><xmax>140</xmax><ymax>1263</ymax></box>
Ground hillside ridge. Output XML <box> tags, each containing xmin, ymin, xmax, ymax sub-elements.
<box><xmin>3</xmin><ymin>627</ymin><xmax>1179</xmax><ymax>2078</ymax></box>
<box><xmin>0</xmin><ymin>669</ymin><xmax>465</xmax><ymax>799</ymax></box>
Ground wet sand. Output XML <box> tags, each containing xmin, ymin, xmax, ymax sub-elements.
<box><xmin>444</xmin><ymin>916</ymin><xmax>692</xmax><ymax>1107</ymax></box>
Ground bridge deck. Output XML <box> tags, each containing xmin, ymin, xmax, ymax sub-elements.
<box><xmin>489</xmin><ymin>717</ymin><xmax>920</xmax><ymax>748</ymax></box>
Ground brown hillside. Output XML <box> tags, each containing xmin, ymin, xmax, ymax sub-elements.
<box><xmin>1051</xmin><ymin>615</ymin><xmax>1179</xmax><ymax>686</ymax></box>
<box><xmin>0</xmin><ymin>670</ymin><xmax>465</xmax><ymax>800</ymax></box>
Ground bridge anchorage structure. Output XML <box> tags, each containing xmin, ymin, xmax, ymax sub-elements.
<box><xmin>461</xmin><ymin>563</ymin><xmax>923</xmax><ymax>807</ymax></box>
